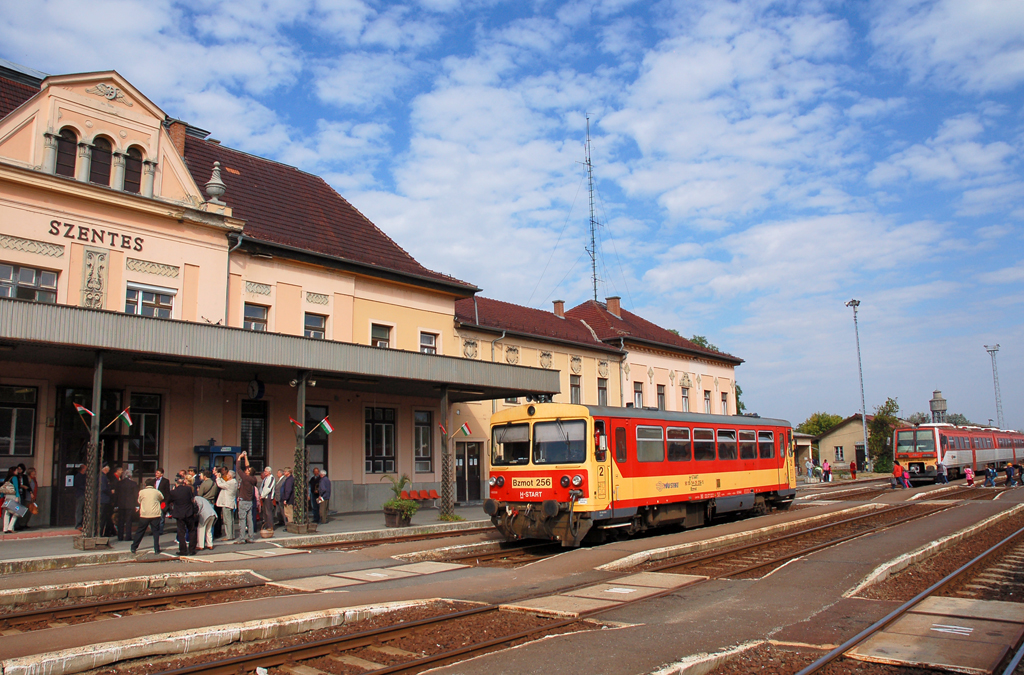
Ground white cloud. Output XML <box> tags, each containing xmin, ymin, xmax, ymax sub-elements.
<box><xmin>314</xmin><ymin>53</ymin><xmax>415</xmax><ymax>110</ymax></box>
<box><xmin>870</xmin><ymin>0</ymin><xmax>1024</xmax><ymax>92</ymax></box>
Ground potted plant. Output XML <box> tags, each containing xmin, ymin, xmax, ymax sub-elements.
<box><xmin>381</xmin><ymin>474</ymin><xmax>418</xmax><ymax>527</ymax></box>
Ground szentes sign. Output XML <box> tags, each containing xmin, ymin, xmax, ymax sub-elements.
<box><xmin>49</xmin><ymin>219</ymin><xmax>144</xmax><ymax>252</ymax></box>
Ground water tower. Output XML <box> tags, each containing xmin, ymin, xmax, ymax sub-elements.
<box><xmin>929</xmin><ymin>390</ymin><xmax>947</xmax><ymax>423</ymax></box>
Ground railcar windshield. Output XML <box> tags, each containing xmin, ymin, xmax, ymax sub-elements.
<box><xmin>915</xmin><ymin>430</ymin><xmax>935</xmax><ymax>454</ymax></box>
<box><xmin>492</xmin><ymin>423</ymin><xmax>530</xmax><ymax>465</ymax></box>
<box><xmin>533</xmin><ymin>420</ymin><xmax>587</xmax><ymax>464</ymax></box>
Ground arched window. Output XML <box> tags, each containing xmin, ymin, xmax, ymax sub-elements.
<box><xmin>124</xmin><ymin>147</ymin><xmax>143</xmax><ymax>194</ymax></box>
<box><xmin>55</xmin><ymin>129</ymin><xmax>77</xmax><ymax>177</ymax></box>
<box><xmin>89</xmin><ymin>137</ymin><xmax>113</xmax><ymax>186</ymax></box>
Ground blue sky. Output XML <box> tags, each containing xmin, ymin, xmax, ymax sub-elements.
<box><xmin>2</xmin><ymin>0</ymin><xmax>1021</xmax><ymax>428</ymax></box>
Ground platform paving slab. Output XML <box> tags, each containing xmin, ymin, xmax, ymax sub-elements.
<box><xmin>331</xmin><ymin>567</ymin><xmax>419</xmax><ymax>582</ymax></box>
<box><xmin>887</xmin><ymin>612</ymin><xmax>1024</xmax><ymax>644</ymax></box>
<box><xmin>564</xmin><ymin>583</ymin><xmax>668</xmax><ymax>602</ymax></box>
<box><xmin>913</xmin><ymin>596</ymin><xmax>1024</xmax><ymax>624</ymax></box>
<box><xmin>271</xmin><ymin>575</ymin><xmax>364</xmax><ymax>592</ymax></box>
<box><xmin>848</xmin><ymin>632</ymin><xmax>1010</xmax><ymax>674</ymax></box>
<box><xmin>500</xmin><ymin>595</ymin><xmax>620</xmax><ymax>616</ymax></box>
<box><xmin>391</xmin><ymin>561</ymin><xmax>467</xmax><ymax>574</ymax></box>
<box><xmin>617</xmin><ymin>572</ymin><xmax>705</xmax><ymax>589</ymax></box>
<box><xmin>239</xmin><ymin>548</ymin><xmax>307</xmax><ymax>558</ymax></box>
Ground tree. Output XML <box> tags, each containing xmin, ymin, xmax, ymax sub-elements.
<box><xmin>689</xmin><ymin>335</ymin><xmax>721</xmax><ymax>353</ymax></box>
<box><xmin>907</xmin><ymin>411</ymin><xmax>930</xmax><ymax>425</ymax></box>
<box><xmin>797</xmin><ymin>412</ymin><xmax>843</xmax><ymax>437</ymax></box>
<box><xmin>868</xmin><ymin>397</ymin><xmax>900</xmax><ymax>473</ymax></box>
<box><xmin>947</xmin><ymin>413</ymin><xmax>972</xmax><ymax>426</ymax></box>
<box><xmin>735</xmin><ymin>383</ymin><xmax>746</xmax><ymax>414</ymax></box>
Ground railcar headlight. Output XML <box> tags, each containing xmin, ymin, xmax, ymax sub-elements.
<box><xmin>489</xmin><ymin>475</ymin><xmax>505</xmax><ymax>487</ymax></box>
<box><xmin>560</xmin><ymin>475</ymin><xmax>571</xmax><ymax>488</ymax></box>
<box><xmin>571</xmin><ymin>474</ymin><xmax>583</xmax><ymax>487</ymax></box>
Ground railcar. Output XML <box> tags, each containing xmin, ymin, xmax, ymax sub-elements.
<box><xmin>483</xmin><ymin>403</ymin><xmax>796</xmax><ymax>547</ymax></box>
<box><xmin>894</xmin><ymin>424</ymin><xmax>1024</xmax><ymax>483</ymax></box>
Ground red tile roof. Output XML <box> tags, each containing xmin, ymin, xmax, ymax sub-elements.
<box><xmin>183</xmin><ymin>137</ymin><xmax>476</xmax><ymax>292</ymax></box>
<box><xmin>565</xmin><ymin>299</ymin><xmax>742</xmax><ymax>363</ymax></box>
<box><xmin>0</xmin><ymin>75</ymin><xmax>38</xmax><ymax>120</ymax></box>
<box><xmin>455</xmin><ymin>296</ymin><xmax>621</xmax><ymax>353</ymax></box>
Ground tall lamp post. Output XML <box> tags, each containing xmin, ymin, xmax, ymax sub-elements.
<box><xmin>984</xmin><ymin>344</ymin><xmax>1005</xmax><ymax>430</ymax></box>
<box><xmin>846</xmin><ymin>300</ymin><xmax>870</xmax><ymax>471</ymax></box>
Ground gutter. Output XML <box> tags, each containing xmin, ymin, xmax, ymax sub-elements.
<box><xmin>225</xmin><ymin>233</ymin><xmax>243</xmax><ymax>325</ymax></box>
<box><xmin>491</xmin><ymin>330</ymin><xmax>506</xmax><ymax>414</ymax></box>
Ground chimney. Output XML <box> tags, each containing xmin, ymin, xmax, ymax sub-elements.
<box><xmin>606</xmin><ymin>296</ymin><xmax>621</xmax><ymax>318</ymax></box>
<box><xmin>552</xmin><ymin>300</ymin><xmax>564</xmax><ymax>318</ymax></box>
<box><xmin>166</xmin><ymin>120</ymin><xmax>187</xmax><ymax>156</ymax></box>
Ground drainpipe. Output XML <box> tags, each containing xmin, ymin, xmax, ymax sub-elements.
<box><xmin>619</xmin><ymin>337</ymin><xmax>626</xmax><ymax>407</ymax></box>
<box><xmin>225</xmin><ymin>233</ymin><xmax>243</xmax><ymax>326</ymax></box>
<box><xmin>491</xmin><ymin>330</ymin><xmax>507</xmax><ymax>414</ymax></box>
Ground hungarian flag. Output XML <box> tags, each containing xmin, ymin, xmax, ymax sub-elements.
<box><xmin>439</xmin><ymin>422</ymin><xmax>447</xmax><ymax>438</ymax></box>
<box><xmin>317</xmin><ymin>417</ymin><xmax>334</xmax><ymax>435</ymax></box>
<box><xmin>115</xmin><ymin>408</ymin><xmax>132</xmax><ymax>426</ymax></box>
<box><xmin>458</xmin><ymin>422</ymin><xmax>472</xmax><ymax>436</ymax></box>
<box><xmin>73</xmin><ymin>402</ymin><xmax>94</xmax><ymax>417</ymax></box>
<box><xmin>289</xmin><ymin>416</ymin><xmax>303</xmax><ymax>430</ymax></box>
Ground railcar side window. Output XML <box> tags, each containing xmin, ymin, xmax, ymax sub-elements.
<box><xmin>492</xmin><ymin>423</ymin><xmax>530</xmax><ymax>466</ymax></box>
<box><xmin>667</xmin><ymin>427</ymin><xmax>691</xmax><ymax>461</ymax></box>
<box><xmin>757</xmin><ymin>431</ymin><xmax>774</xmax><ymax>458</ymax></box>
<box><xmin>694</xmin><ymin>428</ymin><xmax>715</xmax><ymax>461</ymax></box>
<box><xmin>615</xmin><ymin>427</ymin><xmax>627</xmax><ymax>463</ymax></box>
<box><xmin>533</xmin><ymin>420</ymin><xmax>586</xmax><ymax>464</ymax></box>
<box><xmin>739</xmin><ymin>430</ymin><xmax>757</xmax><ymax>459</ymax></box>
<box><xmin>717</xmin><ymin>429</ymin><xmax>737</xmax><ymax>460</ymax></box>
<box><xmin>636</xmin><ymin>426</ymin><xmax>664</xmax><ymax>462</ymax></box>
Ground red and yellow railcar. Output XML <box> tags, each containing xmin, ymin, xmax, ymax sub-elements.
<box><xmin>483</xmin><ymin>403</ymin><xmax>796</xmax><ymax>546</ymax></box>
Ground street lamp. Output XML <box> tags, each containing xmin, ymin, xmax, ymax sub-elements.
<box><xmin>846</xmin><ymin>299</ymin><xmax>870</xmax><ymax>471</ymax></box>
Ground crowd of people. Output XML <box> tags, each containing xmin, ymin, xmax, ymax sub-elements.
<box><xmin>11</xmin><ymin>452</ymin><xmax>335</xmax><ymax>555</ymax></box>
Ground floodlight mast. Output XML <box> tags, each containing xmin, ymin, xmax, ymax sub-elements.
<box><xmin>984</xmin><ymin>344</ymin><xmax>1005</xmax><ymax>429</ymax></box>
<box><xmin>846</xmin><ymin>299</ymin><xmax>870</xmax><ymax>470</ymax></box>
<box><xmin>585</xmin><ymin>115</ymin><xmax>598</xmax><ymax>302</ymax></box>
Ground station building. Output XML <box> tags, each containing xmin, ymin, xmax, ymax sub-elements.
<box><xmin>0</xmin><ymin>61</ymin><xmax>743</xmax><ymax>526</ymax></box>
<box><xmin>0</xmin><ymin>63</ymin><xmax>558</xmax><ymax>526</ymax></box>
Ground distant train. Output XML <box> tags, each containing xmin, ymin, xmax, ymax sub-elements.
<box><xmin>894</xmin><ymin>423</ymin><xmax>1024</xmax><ymax>483</ymax></box>
<box><xmin>483</xmin><ymin>403</ymin><xmax>796</xmax><ymax>547</ymax></box>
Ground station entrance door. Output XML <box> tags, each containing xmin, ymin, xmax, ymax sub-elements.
<box><xmin>455</xmin><ymin>441</ymin><xmax>482</xmax><ymax>503</ymax></box>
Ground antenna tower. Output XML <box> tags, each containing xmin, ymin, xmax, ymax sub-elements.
<box><xmin>984</xmin><ymin>344</ymin><xmax>1005</xmax><ymax>429</ymax></box>
<box><xmin>585</xmin><ymin>115</ymin><xmax>599</xmax><ymax>302</ymax></box>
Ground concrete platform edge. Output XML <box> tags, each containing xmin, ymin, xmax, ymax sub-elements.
<box><xmin>0</xmin><ymin>570</ymin><xmax>257</xmax><ymax>605</ymax></box>
<box><xmin>598</xmin><ymin>504</ymin><xmax>881</xmax><ymax>571</ymax></box>
<box><xmin>844</xmin><ymin>502</ymin><xmax>1024</xmax><ymax>598</ymax></box>
<box><xmin>280</xmin><ymin>519</ymin><xmax>492</xmax><ymax>547</ymax></box>
<box><xmin>0</xmin><ymin>599</ymin><xmax>434</xmax><ymax>675</ymax></box>
<box><xmin>649</xmin><ymin>640</ymin><xmax>765</xmax><ymax>675</ymax></box>
<box><xmin>0</xmin><ymin>550</ymin><xmax>137</xmax><ymax>576</ymax></box>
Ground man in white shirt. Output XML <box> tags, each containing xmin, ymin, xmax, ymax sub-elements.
<box><xmin>258</xmin><ymin>466</ymin><xmax>276</xmax><ymax>534</ymax></box>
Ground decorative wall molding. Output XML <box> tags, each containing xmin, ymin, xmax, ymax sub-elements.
<box><xmin>598</xmin><ymin>361</ymin><xmax>609</xmax><ymax>378</ymax></box>
<box><xmin>505</xmin><ymin>345</ymin><xmax>519</xmax><ymax>365</ymax></box>
<box><xmin>669</xmin><ymin>370</ymin><xmax>676</xmax><ymax>384</ymax></box>
<box><xmin>80</xmin><ymin>248</ymin><xmax>107</xmax><ymax>309</ymax></box>
<box><xmin>648</xmin><ymin>366</ymin><xmax>655</xmax><ymax>383</ymax></box>
<box><xmin>570</xmin><ymin>355</ymin><xmax>582</xmax><ymax>375</ymax></box>
<box><xmin>680</xmin><ymin>373</ymin><xmax>692</xmax><ymax>388</ymax></box>
<box><xmin>85</xmin><ymin>83</ymin><xmax>133</xmax><ymax>107</ymax></box>
<box><xmin>539</xmin><ymin>351</ymin><xmax>553</xmax><ymax>369</ymax></box>
<box><xmin>0</xmin><ymin>234</ymin><xmax>64</xmax><ymax>258</ymax></box>
<box><xmin>306</xmin><ymin>292</ymin><xmax>329</xmax><ymax>305</ymax></box>
<box><xmin>623</xmin><ymin>363</ymin><xmax>630</xmax><ymax>378</ymax></box>
<box><xmin>126</xmin><ymin>258</ymin><xmax>179</xmax><ymax>278</ymax></box>
<box><xmin>696</xmin><ymin>374</ymin><xmax>702</xmax><ymax>389</ymax></box>
<box><xmin>245</xmin><ymin>281</ymin><xmax>271</xmax><ymax>296</ymax></box>
<box><xmin>463</xmin><ymin>339</ymin><xmax>479</xmax><ymax>359</ymax></box>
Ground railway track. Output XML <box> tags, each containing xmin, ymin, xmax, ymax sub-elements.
<box><xmin>649</xmin><ymin>503</ymin><xmax>953</xmax><ymax>579</ymax></box>
<box><xmin>931</xmin><ymin>485</ymin><xmax>1010</xmax><ymax>501</ymax></box>
<box><xmin>443</xmin><ymin>541</ymin><xmax>564</xmax><ymax>566</ymax></box>
<box><xmin>0</xmin><ymin>580</ymin><xmax>269</xmax><ymax>632</ymax></box>
<box><xmin>794</xmin><ymin>523</ymin><xmax>1024</xmax><ymax>675</ymax></box>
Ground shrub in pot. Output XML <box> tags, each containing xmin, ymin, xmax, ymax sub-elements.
<box><xmin>381</xmin><ymin>473</ymin><xmax>418</xmax><ymax>527</ymax></box>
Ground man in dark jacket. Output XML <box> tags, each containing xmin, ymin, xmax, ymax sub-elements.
<box><xmin>167</xmin><ymin>476</ymin><xmax>197</xmax><ymax>556</ymax></box>
<box><xmin>318</xmin><ymin>471</ymin><xmax>331</xmax><ymax>524</ymax></box>
<box><xmin>115</xmin><ymin>469</ymin><xmax>139</xmax><ymax>541</ymax></box>
<box><xmin>99</xmin><ymin>464</ymin><xmax>116</xmax><ymax>537</ymax></box>
<box><xmin>309</xmin><ymin>467</ymin><xmax>321</xmax><ymax>523</ymax></box>
<box><xmin>279</xmin><ymin>467</ymin><xmax>294</xmax><ymax>525</ymax></box>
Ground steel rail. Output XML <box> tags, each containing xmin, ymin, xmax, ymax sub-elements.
<box><xmin>793</xmin><ymin>523</ymin><xmax>1024</xmax><ymax>675</ymax></box>
<box><xmin>0</xmin><ymin>580</ymin><xmax>265</xmax><ymax>628</ymax></box>
<box><xmin>299</xmin><ymin>527</ymin><xmax>496</xmax><ymax>550</ymax></box>
<box><xmin>1000</xmin><ymin>636</ymin><xmax>1024</xmax><ymax>675</ymax></box>
<box><xmin>444</xmin><ymin>541</ymin><xmax>561</xmax><ymax>564</ymax></box>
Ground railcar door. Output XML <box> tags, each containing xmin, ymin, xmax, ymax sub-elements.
<box><xmin>612</xmin><ymin>425</ymin><xmax>633</xmax><ymax>511</ymax></box>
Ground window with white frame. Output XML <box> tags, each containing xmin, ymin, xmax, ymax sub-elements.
<box><xmin>704</xmin><ymin>390</ymin><xmax>712</xmax><ymax>414</ymax></box>
<box><xmin>304</xmin><ymin>313</ymin><xmax>326</xmax><ymax>339</ymax></box>
<box><xmin>570</xmin><ymin>375</ymin><xmax>581</xmax><ymax>404</ymax></box>
<box><xmin>834</xmin><ymin>446</ymin><xmax>845</xmax><ymax>461</ymax></box>
<box><xmin>657</xmin><ymin>384</ymin><xmax>666</xmax><ymax>411</ymax></box>
<box><xmin>597</xmin><ymin>378</ymin><xmax>608</xmax><ymax>407</ymax></box>
<box><xmin>721</xmin><ymin>392</ymin><xmax>729</xmax><ymax>415</ymax></box>
<box><xmin>414</xmin><ymin>411</ymin><xmax>433</xmax><ymax>472</ymax></box>
<box><xmin>419</xmin><ymin>332</ymin><xmax>437</xmax><ymax>354</ymax></box>
<box><xmin>371</xmin><ymin>324</ymin><xmax>391</xmax><ymax>348</ymax></box>
<box><xmin>633</xmin><ymin>382</ymin><xmax>643</xmax><ymax>408</ymax></box>
<box><xmin>680</xmin><ymin>387</ymin><xmax>689</xmax><ymax>412</ymax></box>
<box><xmin>365</xmin><ymin>407</ymin><xmax>396</xmax><ymax>473</ymax></box>
<box><xmin>1</xmin><ymin>264</ymin><xmax>57</xmax><ymax>303</ymax></box>
<box><xmin>125</xmin><ymin>283</ymin><xmax>174</xmax><ymax>318</ymax></box>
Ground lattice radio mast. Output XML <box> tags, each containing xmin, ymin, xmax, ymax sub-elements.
<box><xmin>984</xmin><ymin>344</ymin><xmax>1005</xmax><ymax>429</ymax></box>
<box><xmin>585</xmin><ymin>115</ymin><xmax>599</xmax><ymax>302</ymax></box>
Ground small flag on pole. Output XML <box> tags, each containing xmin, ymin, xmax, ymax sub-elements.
<box><xmin>318</xmin><ymin>417</ymin><xmax>334</xmax><ymax>435</ymax></box>
<box><xmin>115</xmin><ymin>408</ymin><xmax>132</xmax><ymax>427</ymax></box>
<box><xmin>289</xmin><ymin>417</ymin><xmax>303</xmax><ymax>430</ymax></box>
<box><xmin>458</xmin><ymin>422</ymin><xmax>472</xmax><ymax>436</ymax></box>
<box><xmin>73</xmin><ymin>402</ymin><xmax>94</xmax><ymax>417</ymax></box>
<box><xmin>439</xmin><ymin>422</ymin><xmax>447</xmax><ymax>438</ymax></box>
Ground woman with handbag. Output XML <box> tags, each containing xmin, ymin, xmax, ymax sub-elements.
<box><xmin>2</xmin><ymin>466</ymin><xmax>23</xmax><ymax>533</ymax></box>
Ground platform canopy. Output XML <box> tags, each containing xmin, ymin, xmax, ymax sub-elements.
<box><xmin>0</xmin><ymin>298</ymin><xmax>560</xmax><ymax>403</ymax></box>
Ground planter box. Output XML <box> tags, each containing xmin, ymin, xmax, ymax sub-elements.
<box><xmin>384</xmin><ymin>509</ymin><xmax>412</xmax><ymax>528</ymax></box>
<box><xmin>72</xmin><ymin>536</ymin><xmax>112</xmax><ymax>550</ymax></box>
<box><xmin>285</xmin><ymin>523</ymin><xmax>317</xmax><ymax>534</ymax></box>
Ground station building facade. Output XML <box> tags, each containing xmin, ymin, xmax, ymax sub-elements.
<box><xmin>0</xmin><ymin>64</ymin><xmax>558</xmax><ymax>526</ymax></box>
